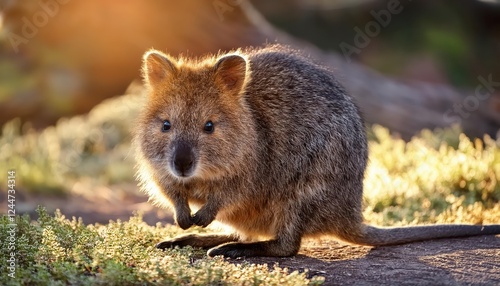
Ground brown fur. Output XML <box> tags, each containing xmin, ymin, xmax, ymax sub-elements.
<box><xmin>134</xmin><ymin>45</ymin><xmax>500</xmax><ymax>258</ymax></box>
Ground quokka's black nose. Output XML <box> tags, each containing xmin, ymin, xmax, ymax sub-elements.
<box><xmin>172</xmin><ymin>142</ymin><xmax>195</xmax><ymax>176</ymax></box>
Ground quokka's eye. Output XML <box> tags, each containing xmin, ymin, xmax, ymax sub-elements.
<box><xmin>203</xmin><ymin>121</ymin><xmax>214</xmax><ymax>134</ymax></box>
<box><xmin>162</xmin><ymin>120</ymin><xmax>171</xmax><ymax>132</ymax></box>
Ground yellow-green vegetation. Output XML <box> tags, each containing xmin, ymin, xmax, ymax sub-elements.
<box><xmin>1</xmin><ymin>208</ymin><xmax>322</xmax><ymax>285</ymax></box>
<box><xmin>0</xmin><ymin>94</ymin><xmax>143</xmax><ymax>195</ymax></box>
<box><xmin>0</xmin><ymin>92</ymin><xmax>499</xmax><ymax>285</ymax></box>
<box><xmin>364</xmin><ymin>126</ymin><xmax>499</xmax><ymax>226</ymax></box>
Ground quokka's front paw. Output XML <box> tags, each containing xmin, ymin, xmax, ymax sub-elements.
<box><xmin>176</xmin><ymin>212</ymin><xmax>194</xmax><ymax>230</ymax></box>
<box><xmin>191</xmin><ymin>209</ymin><xmax>216</xmax><ymax>228</ymax></box>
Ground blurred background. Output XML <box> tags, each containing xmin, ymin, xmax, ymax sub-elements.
<box><xmin>2</xmin><ymin>0</ymin><xmax>500</xmax><ymax>134</ymax></box>
<box><xmin>1</xmin><ymin>0</ymin><xmax>499</xmax><ymax>225</ymax></box>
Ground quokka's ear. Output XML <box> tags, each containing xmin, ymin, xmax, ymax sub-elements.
<box><xmin>142</xmin><ymin>50</ymin><xmax>177</xmax><ymax>86</ymax></box>
<box><xmin>213</xmin><ymin>54</ymin><xmax>248</xmax><ymax>94</ymax></box>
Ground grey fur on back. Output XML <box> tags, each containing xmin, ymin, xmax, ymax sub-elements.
<box><xmin>241</xmin><ymin>46</ymin><xmax>368</xmax><ymax>238</ymax></box>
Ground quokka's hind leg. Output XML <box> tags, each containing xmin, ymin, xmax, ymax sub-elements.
<box><xmin>156</xmin><ymin>233</ymin><xmax>238</xmax><ymax>250</ymax></box>
<box><xmin>207</xmin><ymin>232</ymin><xmax>302</xmax><ymax>258</ymax></box>
<box><xmin>207</xmin><ymin>207</ymin><xmax>305</xmax><ymax>258</ymax></box>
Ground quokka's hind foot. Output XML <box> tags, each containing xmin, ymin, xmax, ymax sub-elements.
<box><xmin>207</xmin><ymin>238</ymin><xmax>301</xmax><ymax>258</ymax></box>
<box><xmin>156</xmin><ymin>233</ymin><xmax>238</xmax><ymax>250</ymax></box>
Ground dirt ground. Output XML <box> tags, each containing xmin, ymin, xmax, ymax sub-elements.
<box><xmin>248</xmin><ymin>236</ymin><xmax>500</xmax><ymax>285</ymax></box>
<box><xmin>9</xmin><ymin>192</ymin><xmax>500</xmax><ymax>286</ymax></box>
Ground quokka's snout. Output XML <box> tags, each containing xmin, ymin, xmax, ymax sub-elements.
<box><xmin>170</xmin><ymin>140</ymin><xmax>198</xmax><ymax>178</ymax></box>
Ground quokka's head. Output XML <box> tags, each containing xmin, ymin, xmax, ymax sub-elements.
<box><xmin>135</xmin><ymin>49</ymin><xmax>255</xmax><ymax>182</ymax></box>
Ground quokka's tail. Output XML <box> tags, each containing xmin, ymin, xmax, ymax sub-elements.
<box><xmin>342</xmin><ymin>224</ymin><xmax>500</xmax><ymax>246</ymax></box>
